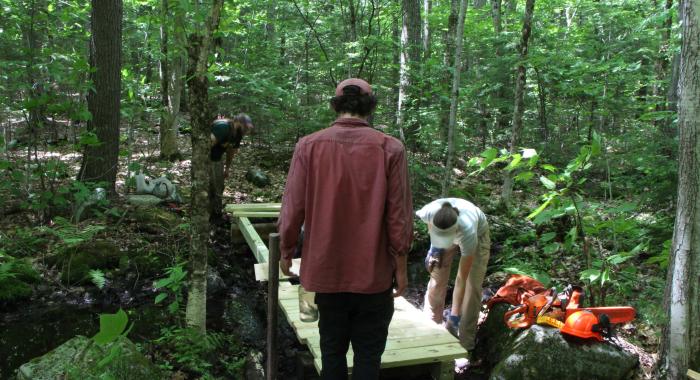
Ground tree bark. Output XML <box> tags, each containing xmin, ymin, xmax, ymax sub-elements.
<box><xmin>501</xmin><ymin>0</ymin><xmax>535</xmax><ymax>206</ymax></box>
<box><xmin>660</xmin><ymin>1</ymin><xmax>700</xmax><ymax>378</ymax></box>
<box><xmin>439</xmin><ymin>0</ymin><xmax>459</xmax><ymax>143</ymax></box>
<box><xmin>397</xmin><ymin>0</ymin><xmax>421</xmax><ymax>150</ymax></box>
<box><xmin>441</xmin><ymin>0</ymin><xmax>468</xmax><ymax>196</ymax></box>
<box><xmin>423</xmin><ymin>0</ymin><xmax>432</xmax><ymax>59</ymax></box>
<box><xmin>78</xmin><ymin>0</ymin><xmax>122</xmax><ymax>193</ymax></box>
<box><xmin>185</xmin><ymin>0</ymin><xmax>224</xmax><ymax>333</ymax></box>
<box><xmin>159</xmin><ymin>0</ymin><xmax>185</xmax><ymax>161</ymax></box>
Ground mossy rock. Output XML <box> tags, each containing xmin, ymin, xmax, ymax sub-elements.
<box><xmin>16</xmin><ymin>335</ymin><xmax>161</xmax><ymax>380</ymax></box>
<box><xmin>245</xmin><ymin>168</ymin><xmax>271</xmax><ymax>188</ymax></box>
<box><xmin>47</xmin><ymin>240</ymin><xmax>121</xmax><ymax>284</ymax></box>
<box><xmin>130</xmin><ymin>207</ymin><xmax>181</xmax><ymax>235</ymax></box>
<box><xmin>475</xmin><ymin>303</ymin><xmax>638</xmax><ymax>380</ymax></box>
<box><xmin>0</xmin><ymin>259</ymin><xmax>41</xmax><ymax>302</ymax></box>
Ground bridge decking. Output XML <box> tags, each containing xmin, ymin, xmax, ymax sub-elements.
<box><xmin>226</xmin><ymin>203</ymin><xmax>466</xmax><ymax>379</ymax></box>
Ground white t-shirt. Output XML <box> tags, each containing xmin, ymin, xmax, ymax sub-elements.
<box><xmin>416</xmin><ymin>198</ymin><xmax>488</xmax><ymax>257</ymax></box>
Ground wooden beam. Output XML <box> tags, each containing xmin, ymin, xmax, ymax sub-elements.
<box><xmin>225</xmin><ymin>203</ymin><xmax>281</xmax><ymax>213</ymax></box>
<box><xmin>266</xmin><ymin>233</ymin><xmax>280</xmax><ymax>380</ymax></box>
<box><xmin>254</xmin><ymin>258</ymin><xmax>301</xmax><ymax>281</ymax></box>
<box><xmin>231</xmin><ymin>222</ymin><xmax>277</xmax><ymax>245</ymax></box>
<box><xmin>231</xmin><ymin>211</ymin><xmax>281</xmax><ymax>218</ymax></box>
<box><xmin>688</xmin><ymin>369</ymin><xmax>700</xmax><ymax>380</ymax></box>
<box><xmin>237</xmin><ymin>217</ymin><xmax>269</xmax><ymax>263</ymax></box>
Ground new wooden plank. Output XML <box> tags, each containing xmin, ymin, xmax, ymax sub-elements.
<box><xmin>254</xmin><ymin>258</ymin><xmax>301</xmax><ymax>281</ymax></box>
<box><xmin>311</xmin><ymin>343</ymin><xmax>466</xmax><ymax>372</ymax></box>
<box><xmin>225</xmin><ymin>203</ymin><xmax>281</xmax><ymax>212</ymax></box>
<box><xmin>231</xmin><ymin>211</ymin><xmax>281</xmax><ymax>218</ymax></box>
<box><xmin>688</xmin><ymin>369</ymin><xmax>700</xmax><ymax>380</ymax></box>
<box><xmin>237</xmin><ymin>217</ymin><xmax>269</xmax><ymax>263</ymax></box>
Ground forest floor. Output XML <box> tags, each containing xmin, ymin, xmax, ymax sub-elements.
<box><xmin>0</xmin><ymin>122</ymin><xmax>661</xmax><ymax>379</ymax></box>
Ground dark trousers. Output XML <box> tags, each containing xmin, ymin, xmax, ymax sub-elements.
<box><xmin>315</xmin><ymin>288</ymin><xmax>394</xmax><ymax>380</ymax></box>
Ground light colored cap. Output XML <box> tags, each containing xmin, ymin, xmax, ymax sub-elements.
<box><xmin>429</xmin><ymin>223</ymin><xmax>458</xmax><ymax>249</ymax></box>
<box><xmin>335</xmin><ymin>78</ymin><xmax>372</xmax><ymax>96</ymax></box>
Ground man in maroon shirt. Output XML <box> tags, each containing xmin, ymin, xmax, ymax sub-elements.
<box><xmin>277</xmin><ymin>78</ymin><xmax>413</xmax><ymax>379</ymax></box>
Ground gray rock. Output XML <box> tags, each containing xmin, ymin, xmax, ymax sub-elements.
<box><xmin>16</xmin><ymin>335</ymin><xmax>160</xmax><ymax>380</ymax></box>
<box><xmin>126</xmin><ymin>194</ymin><xmax>163</xmax><ymax>207</ymax></box>
<box><xmin>476</xmin><ymin>303</ymin><xmax>638</xmax><ymax>380</ymax></box>
<box><xmin>245</xmin><ymin>168</ymin><xmax>271</xmax><ymax>188</ymax></box>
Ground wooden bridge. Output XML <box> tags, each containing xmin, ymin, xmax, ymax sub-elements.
<box><xmin>226</xmin><ymin>203</ymin><xmax>467</xmax><ymax>379</ymax></box>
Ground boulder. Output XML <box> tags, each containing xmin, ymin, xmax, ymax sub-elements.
<box><xmin>245</xmin><ymin>168</ymin><xmax>271</xmax><ymax>188</ymax></box>
<box><xmin>244</xmin><ymin>351</ymin><xmax>265</xmax><ymax>380</ymax></box>
<box><xmin>130</xmin><ymin>207</ymin><xmax>181</xmax><ymax>235</ymax></box>
<box><xmin>207</xmin><ymin>267</ymin><xmax>227</xmax><ymax>295</ymax></box>
<box><xmin>126</xmin><ymin>194</ymin><xmax>163</xmax><ymax>207</ymax></box>
<box><xmin>16</xmin><ymin>335</ymin><xmax>160</xmax><ymax>380</ymax></box>
<box><xmin>47</xmin><ymin>240</ymin><xmax>121</xmax><ymax>284</ymax></box>
<box><xmin>475</xmin><ymin>303</ymin><xmax>638</xmax><ymax>380</ymax></box>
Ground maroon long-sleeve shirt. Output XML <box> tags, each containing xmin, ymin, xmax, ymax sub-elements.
<box><xmin>277</xmin><ymin>117</ymin><xmax>413</xmax><ymax>294</ymax></box>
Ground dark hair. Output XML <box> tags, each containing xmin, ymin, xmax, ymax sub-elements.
<box><xmin>234</xmin><ymin>113</ymin><xmax>253</xmax><ymax>127</ymax></box>
<box><xmin>329</xmin><ymin>85</ymin><xmax>377</xmax><ymax>116</ymax></box>
<box><xmin>210</xmin><ymin>144</ymin><xmax>226</xmax><ymax>161</ymax></box>
<box><xmin>433</xmin><ymin>202</ymin><xmax>458</xmax><ymax>229</ymax></box>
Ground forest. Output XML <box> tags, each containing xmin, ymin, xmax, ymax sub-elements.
<box><xmin>0</xmin><ymin>0</ymin><xmax>698</xmax><ymax>379</ymax></box>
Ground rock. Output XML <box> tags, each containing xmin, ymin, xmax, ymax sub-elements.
<box><xmin>207</xmin><ymin>267</ymin><xmax>227</xmax><ymax>295</ymax></box>
<box><xmin>245</xmin><ymin>168</ymin><xmax>271</xmax><ymax>188</ymax></box>
<box><xmin>126</xmin><ymin>194</ymin><xmax>163</xmax><ymax>207</ymax></box>
<box><xmin>244</xmin><ymin>351</ymin><xmax>265</xmax><ymax>380</ymax></box>
<box><xmin>47</xmin><ymin>240</ymin><xmax>121</xmax><ymax>284</ymax></box>
<box><xmin>225</xmin><ymin>299</ymin><xmax>265</xmax><ymax>347</ymax></box>
<box><xmin>475</xmin><ymin>303</ymin><xmax>638</xmax><ymax>380</ymax></box>
<box><xmin>0</xmin><ymin>259</ymin><xmax>41</xmax><ymax>303</ymax></box>
<box><xmin>130</xmin><ymin>207</ymin><xmax>181</xmax><ymax>235</ymax></box>
<box><xmin>16</xmin><ymin>335</ymin><xmax>160</xmax><ymax>380</ymax></box>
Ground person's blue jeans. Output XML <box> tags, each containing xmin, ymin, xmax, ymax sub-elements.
<box><xmin>315</xmin><ymin>288</ymin><xmax>394</xmax><ymax>380</ymax></box>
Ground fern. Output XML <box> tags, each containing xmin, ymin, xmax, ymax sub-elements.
<box><xmin>89</xmin><ymin>269</ymin><xmax>107</xmax><ymax>289</ymax></box>
<box><xmin>43</xmin><ymin>217</ymin><xmax>105</xmax><ymax>247</ymax></box>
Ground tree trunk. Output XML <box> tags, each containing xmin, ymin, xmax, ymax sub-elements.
<box><xmin>185</xmin><ymin>0</ymin><xmax>224</xmax><ymax>333</ymax></box>
<box><xmin>659</xmin><ymin>1</ymin><xmax>700</xmax><ymax>378</ymax></box>
<box><xmin>78</xmin><ymin>0</ymin><xmax>122</xmax><ymax>193</ymax></box>
<box><xmin>501</xmin><ymin>0</ymin><xmax>535</xmax><ymax>206</ymax></box>
<box><xmin>439</xmin><ymin>0</ymin><xmax>459</xmax><ymax>143</ymax></box>
<box><xmin>534</xmin><ymin>67</ymin><xmax>548</xmax><ymax>141</ymax></box>
<box><xmin>397</xmin><ymin>0</ymin><xmax>421</xmax><ymax>150</ymax></box>
<box><xmin>159</xmin><ymin>0</ymin><xmax>185</xmax><ymax>161</ymax></box>
<box><xmin>441</xmin><ymin>0</ymin><xmax>468</xmax><ymax>196</ymax></box>
<box><xmin>423</xmin><ymin>0</ymin><xmax>432</xmax><ymax>60</ymax></box>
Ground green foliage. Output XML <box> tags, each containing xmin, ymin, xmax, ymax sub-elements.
<box><xmin>154</xmin><ymin>263</ymin><xmax>188</xmax><ymax>315</ymax></box>
<box><xmin>0</xmin><ymin>253</ymin><xmax>40</xmax><ymax>302</ymax></box>
<box><xmin>89</xmin><ymin>269</ymin><xmax>107</xmax><ymax>289</ymax></box>
<box><xmin>153</xmin><ymin>327</ymin><xmax>245</xmax><ymax>378</ymax></box>
<box><xmin>93</xmin><ymin>309</ymin><xmax>132</xmax><ymax>345</ymax></box>
<box><xmin>42</xmin><ymin>216</ymin><xmax>105</xmax><ymax>247</ymax></box>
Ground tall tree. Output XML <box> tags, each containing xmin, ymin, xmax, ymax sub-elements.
<box><xmin>438</xmin><ymin>0</ymin><xmax>458</xmax><ymax>143</ymax></box>
<box><xmin>158</xmin><ymin>0</ymin><xmax>186</xmax><ymax>161</ymax></box>
<box><xmin>501</xmin><ymin>0</ymin><xmax>535</xmax><ymax>206</ymax></box>
<box><xmin>185</xmin><ymin>0</ymin><xmax>225</xmax><ymax>333</ymax></box>
<box><xmin>441</xmin><ymin>0</ymin><xmax>468</xmax><ymax>196</ymax></box>
<box><xmin>660</xmin><ymin>0</ymin><xmax>700</xmax><ymax>378</ymax></box>
<box><xmin>78</xmin><ymin>0</ymin><xmax>123</xmax><ymax>193</ymax></box>
<box><xmin>397</xmin><ymin>0</ymin><xmax>421</xmax><ymax>149</ymax></box>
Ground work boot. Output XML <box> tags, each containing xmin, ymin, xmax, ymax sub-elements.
<box><xmin>445</xmin><ymin>314</ymin><xmax>460</xmax><ymax>338</ymax></box>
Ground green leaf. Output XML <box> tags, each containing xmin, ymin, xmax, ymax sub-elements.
<box><xmin>541</xmin><ymin>164</ymin><xmax>557</xmax><ymax>172</ymax></box>
<box><xmin>540</xmin><ymin>232</ymin><xmax>557</xmax><ymax>243</ymax></box>
<box><xmin>89</xmin><ymin>269</ymin><xmax>106</xmax><ymax>289</ymax></box>
<box><xmin>504</xmin><ymin>154</ymin><xmax>522</xmax><ymax>172</ymax></box>
<box><xmin>528</xmin><ymin>196</ymin><xmax>554</xmax><ymax>220</ymax></box>
<box><xmin>580</xmin><ymin>269</ymin><xmax>601</xmax><ymax>283</ymax></box>
<box><xmin>540</xmin><ymin>176</ymin><xmax>556</xmax><ymax>190</ymax></box>
<box><xmin>155</xmin><ymin>293</ymin><xmax>168</xmax><ymax>304</ymax></box>
<box><xmin>514</xmin><ymin>171</ymin><xmax>534</xmax><ymax>182</ymax></box>
<box><xmin>93</xmin><ymin>309</ymin><xmax>129</xmax><ymax>345</ymax></box>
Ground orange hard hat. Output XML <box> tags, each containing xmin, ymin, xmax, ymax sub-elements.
<box><xmin>560</xmin><ymin>310</ymin><xmax>604</xmax><ymax>341</ymax></box>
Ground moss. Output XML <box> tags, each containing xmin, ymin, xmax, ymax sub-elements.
<box><xmin>131</xmin><ymin>208</ymin><xmax>181</xmax><ymax>235</ymax></box>
<box><xmin>48</xmin><ymin>240</ymin><xmax>121</xmax><ymax>284</ymax></box>
<box><xmin>0</xmin><ymin>259</ymin><xmax>40</xmax><ymax>302</ymax></box>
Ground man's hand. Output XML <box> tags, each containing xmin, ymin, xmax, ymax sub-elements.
<box><xmin>425</xmin><ymin>246</ymin><xmax>445</xmax><ymax>273</ymax></box>
<box><xmin>393</xmin><ymin>266</ymin><xmax>408</xmax><ymax>297</ymax></box>
<box><xmin>280</xmin><ymin>257</ymin><xmax>293</xmax><ymax>276</ymax></box>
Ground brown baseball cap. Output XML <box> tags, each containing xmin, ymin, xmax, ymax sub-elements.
<box><xmin>335</xmin><ymin>78</ymin><xmax>372</xmax><ymax>96</ymax></box>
